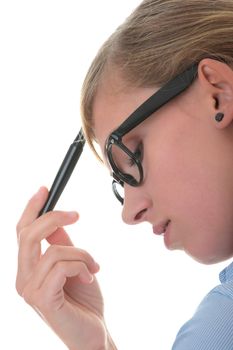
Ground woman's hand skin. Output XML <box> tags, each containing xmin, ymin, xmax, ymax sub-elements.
<box><xmin>16</xmin><ymin>187</ymin><xmax>109</xmax><ymax>350</ymax></box>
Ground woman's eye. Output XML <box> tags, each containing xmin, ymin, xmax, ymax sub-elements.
<box><xmin>127</xmin><ymin>143</ymin><xmax>143</xmax><ymax>167</ymax></box>
<box><xmin>127</xmin><ymin>157</ymin><xmax>135</xmax><ymax>167</ymax></box>
<box><xmin>134</xmin><ymin>143</ymin><xmax>143</xmax><ymax>161</ymax></box>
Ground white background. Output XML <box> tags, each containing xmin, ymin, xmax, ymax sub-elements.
<box><xmin>0</xmin><ymin>1</ymin><xmax>229</xmax><ymax>349</ymax></box>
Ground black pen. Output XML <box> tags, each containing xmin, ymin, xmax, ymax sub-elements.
<box><xmin>39</xmin><ymin>128</ymin><xmax>85</xmax><ymax>216</ymax></box>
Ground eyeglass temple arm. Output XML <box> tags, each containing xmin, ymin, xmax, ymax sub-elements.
<box><xmin>38</xmin><ymin>128</ymin><xmax>86</xmax><ymax>216</ymax></box>
<box><xmin>115</xmin><ymin>64</ymin><xmax>198</xmax><ymax>138</ymax></box>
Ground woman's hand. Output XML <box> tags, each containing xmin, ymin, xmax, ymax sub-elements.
<box><xmin>16</xmin><ymin>187</ymin><xmax>109</xmax><ymax>350</ymax></box>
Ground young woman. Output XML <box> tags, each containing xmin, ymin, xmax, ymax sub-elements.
<box><xmin>16</xmin><ymin>0</ymin><xmax>233</xmax><ymax>349</ymax></box>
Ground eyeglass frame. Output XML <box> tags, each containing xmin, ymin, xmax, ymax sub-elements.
<box><xmin>105</xmin><ymin>63</ymin><xmax>199</xmax><ymax>205</ymax></box>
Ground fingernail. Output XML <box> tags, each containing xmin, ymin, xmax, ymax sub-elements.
<box><xmin>88</xmin><ymin>274</ymin><xmax>94</xmax><ymax>283</ymax></box>
<box><xmin>33</xmin><ymin>186</ymin><xmax>43</xmax><ymax>198</ymax></box>
<box><xmin>95</xmin><ymin>262</ymin><xmax>100</xmax><ymax>270</ymax></box>
<box><xmin>68</xmin><ymin>211</ymin><xmax>79</xmax><ymax>219</ymax></box>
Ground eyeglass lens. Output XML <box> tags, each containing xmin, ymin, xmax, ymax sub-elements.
<box><xmin>110</xmin><ymin>143</ymin><xmax>141</xmax><ymax>183</ymax></box>
<box><xmin>112</xmin><ymin>179</ymin><xmax>124</xmax><ymax>204</ymax></box>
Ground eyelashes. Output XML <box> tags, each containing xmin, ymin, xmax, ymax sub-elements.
<box><xmin>134</xmin><ymin>142</ymin><xmax>143</xmax><ymax>162</ymax></box>
<box><xmin>126</xmin><ymin>142</ymin><xmax>143</xmax><ymax>167</ymax></box>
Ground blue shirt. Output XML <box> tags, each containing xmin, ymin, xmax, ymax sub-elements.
<box><xmin>172</xmin><ymin>261</ymin><xmax>233</xmax><ymax>349</ymax></box>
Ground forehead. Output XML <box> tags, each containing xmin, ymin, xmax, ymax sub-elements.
<box><xmin>92</xmin><ymin>70</ymin><xmax>157</xmax><ymax>154</ymax></box>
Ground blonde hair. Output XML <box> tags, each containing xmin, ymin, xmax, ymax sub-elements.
<box><xmin>80</xmin><ymin>0</ymin><xmax>233</xmax><ymax>158</ymax></box>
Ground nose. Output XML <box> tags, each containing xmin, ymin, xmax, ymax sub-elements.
<box><xmin>121</xmin><ymin>183</ymin><xmax>151</xmax><ymax>225</ymax></box>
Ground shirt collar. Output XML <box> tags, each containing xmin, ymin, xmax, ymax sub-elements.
<box><xmin>219</xmin><ymin>261</ymin><xmax>233</xmax><ymax>283</ymax></box>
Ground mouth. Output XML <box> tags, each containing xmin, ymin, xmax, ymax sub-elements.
<box><xmin>153</xmin><ymin>220</ymin><xmax>171</xmax><ymax>236</ymax></box>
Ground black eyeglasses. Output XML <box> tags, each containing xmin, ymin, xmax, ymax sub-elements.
<box><xmin>105</xmin><ymin>63</ymin><xmax>198</xmax><ymax>205</ymax></box>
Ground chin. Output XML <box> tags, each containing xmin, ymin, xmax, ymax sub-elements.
<box><xmin>185</xmin><ymin>250</ymin><xmax>232</xmax><ymax>265</ymax></box>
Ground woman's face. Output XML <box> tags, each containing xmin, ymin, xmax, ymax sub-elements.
<box><xmin>92</xmin><ymin>63</ymin><xmax>233</xmax><ymax>265</ymax></box>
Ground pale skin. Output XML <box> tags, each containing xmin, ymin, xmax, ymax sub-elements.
<box><xmin>16</xmin><ymin>59</ymin><xmax>233</xmax><ymax>349</ymax></box>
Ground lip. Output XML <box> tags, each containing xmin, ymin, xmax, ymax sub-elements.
<box><xmin>153</xmin><ymin>220</ymin><xmax>170</xmax><ymax>235</ymax></box>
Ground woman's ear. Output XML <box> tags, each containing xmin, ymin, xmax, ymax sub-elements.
<box><xmin>198</xmin><ymin>58</ymin><xmax>233</xmax><ymax>129</ymax></box>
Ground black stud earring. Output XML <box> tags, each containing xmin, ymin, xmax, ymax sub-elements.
<box><xmin>215</xmin><ymin>112</ymin><xmax>224</xmax><ymax>122</ymax></box>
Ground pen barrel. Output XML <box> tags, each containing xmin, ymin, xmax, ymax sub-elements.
<box><xmin>39</xmin><ymin>141</ymin><xmax>84</xmax><ymax>216</ymax></box>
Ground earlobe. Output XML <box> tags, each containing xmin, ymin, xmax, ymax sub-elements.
<box><xmin>213</xmin><ymin>107</ymin><xmax>233</xmax><ymax>129</ymax></box>
<box><xmin>215</xmin><ymin>112</ymin><xmax>224</xmax><ymax>123</ymax></box>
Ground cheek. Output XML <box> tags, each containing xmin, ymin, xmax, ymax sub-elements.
<box><xmin>180</xmin><ymin>185</ymin><xmax>233</xmax><ymax>263</ymax></box>
<box><xmin>146</xmin><ymin>137</ymin><xmax>233</xmax><ymax>263</ymax></box>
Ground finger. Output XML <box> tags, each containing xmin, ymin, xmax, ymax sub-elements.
<box><xmin>43</xmin><ymin>261</ymin><xmax>94</xmax><ymax>296</ymax></box>
<box><xmin>30</xmin><ymin>245</ymin><xmax>99</xmax><ymax>290</ymax></box>
<box><xmin>19</xmin><ymin>210</ymin><xmax>79</xmax><ymax>249</ymax></box>
<box><xmin>16</xmin><ymin>187</ymin><xmax>49</xmax><ymax>236</ymax></box>
<box><xmin>17</xmin><ymin>211</ymin><xmax>79</xmax><ymax>289</ymax></box>
<box><xmin>23</xmin><ymin>261</ymin><xmax>94</xmax><ymax>314</ymax></box>
<box><xmin>46</xmin><ymin>227</ymin><xmax>74</xmax><ymax>247</ymax></box>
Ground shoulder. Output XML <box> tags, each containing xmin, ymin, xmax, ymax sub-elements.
<box><xmin>172</xmin><ymin>265</ymin><xmax>233</xmax><ymax>350</ymax></box>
